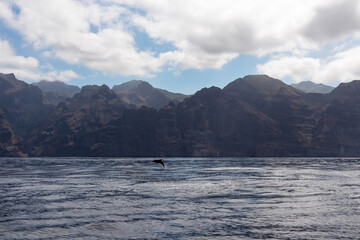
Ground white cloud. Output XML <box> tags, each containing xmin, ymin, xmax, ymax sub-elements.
<box><xmin>314</xmin><ymin>46</ymin><xmax>360</xmax><ymax>84</ymax></box>
<box><xmin>0</xmin><ymin>0</ymin><xmax>162</xmax><ymax>77</ymax></box>
<box><xmin>0</xmin><ymin>1</ymin><xmax>13</xmax><ymax>20</ymax></box>
<box><xmin>0</xmin><ymin>38</ymin><xmax>39</xmax><ymax>69</ymax></box>
<box><xmin>128</xmin><ymin>0</ymin><xmax>320</xmax><ymax>69</ymax></box>
<box><xmin>41</xmin><ymin>69</ymin><xmax>81</xmax><ymax>82</ymax></box>
<box><xmin>1</xmin><ymin>0</ymin><xmax>360</xmax><ymax>78</ymax></box>
<box><xmin>159</xmin><ymin>51</ymin><xmax>238</xmax><ymax>70</ymax></box>
<box><xmin>256</xmin><ymin>56</ymin><xmax>321</xmax><ymax>82</ymax></box>
<box><xmin>0</xmin><ymin>37</ymin><xmax>80</xmax><ymax>82</ymax></box>
<box><xmin>257</xmin><ymin>46</ymin><xmax>360</xmax><ymax>85</ymax></box>
<box><xmin>302</xmin><ymin>0</ymin><xmax>360</xmax><ymax>43</ymax></box>
<box><xmin>121</xmin><ymin>0</ymin><xmax>360</xmax><ymax>70</ymax></box>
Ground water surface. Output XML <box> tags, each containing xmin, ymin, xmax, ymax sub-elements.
<box><xmin>1</xmin><ymin>157</ymin><xmax>359</xmax><ymax>239</ymax></box>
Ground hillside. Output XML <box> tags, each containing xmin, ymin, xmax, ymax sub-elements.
<box><xmin>2</xmin><ymin>73</ymin><xmax>360</xmax><ymax>157</ymax></box>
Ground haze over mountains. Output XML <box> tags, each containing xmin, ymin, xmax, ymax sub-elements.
<box><xmin>33</xmin><ymin>79</ymin><xmax>188</xmax><ymax>109</ymax></box>
<box><xmin>1</xmin><ymin>72</ymin><xmax>359</xmax><ymax>157</ymax></box>
<box><xmin>291</xmin><ymin>81</ymin><xmax>335</xmax><ymax>94</ymax></box>
<box><xmin>112</xmin><ymin>80</ymin><xmax>188</xmax><ymax>109</ymax></box>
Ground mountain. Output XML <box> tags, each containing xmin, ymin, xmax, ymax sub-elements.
<box><xmin>310</xmin><ymin>80</ymin><xmax>360</xmax><ymax>156</ymax></box>
<box><xmin>159</xmin><ymin>85</ymin><xmax>277</xmax><ymax>156</ymax></box>
<box><xmin>33</xmin><ymin>80</ymin><xmax>81</xmax><ymax>94</ymax></box>
<box><xmin>223</xmin><ymin>75</ymin><xmax>318</xmax><ymax>155</ymax></box>
<box><xmin>0</xmin><ymin>109</ymin><xmax>25</xmax><ymax>156</ymax></box>
<box><xmin>112</xmin><ymin>80</ymin><xmax>188</xmax><ymax>109</ymax></box>
<box><xmin>3</xmin><ymin>73</ymin><xmax>360</xmax><ymax>157</ymax></box>
<box><xmin>291</xmin><ymin>81</ymin><xmax>334</xmax><ymax>94</ymax></box>
<box><xmin>0</xmin><ymin>73</ymin><xmax>53</xmax><ymax>139</ymax></box>
<box><xmin>28</xmin><ymin>84</ymin><xmax>126</xmax><ymax>156</ymax></box>
<box><xmin>33</xmin><ymin>80</ymin><xmax>81</xmax><ymax>105</ymax></box>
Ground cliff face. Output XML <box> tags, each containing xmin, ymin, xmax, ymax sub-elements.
<box><xmin>28</xmin><ymin>85</ymin><xmax>126</xmax><ymax>156</ymax></box>
<box><xmin>163</xmin><ymin>86</ymin><xmax>276</xmax><ymax>156</ymax></box>
<box><xmin>3</xmin><ymin>73</ymin><xmax>360</xmax><ymax>157</ymax></box>
<box><xmin>0</xmin><ymin>73</ymin><xmax>53</xmax><ymax>138</ymax></box>
<box><xmin>0</xmin><ymin>110</ymin><xmax>25</xmax><ymax>156</ymax></box>
<box><xmin>223</xmin><ymin>75</ymin><xmax>313</xmax><ymax>155</ymax></box>
<box><xmin>310</xmin><ymin>81</ymin><xmax>360</xmax><ymax>156</ymax></box>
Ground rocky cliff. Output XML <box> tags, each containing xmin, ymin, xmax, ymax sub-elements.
<box><xmin>0</xmin><ymin>109</ymin><xmax>25</xmax><ymax>156</ymax></box>
<box><xmin>27</xmin><ymin>84</ymin><xmax>126</xmax><ymax>156</ymax></box>
<box><xmin>2</xmin><ymin>73</ymin><xmax>360</xmax><ymax>157</ymax></box>
<box><xmin>0</xmin><ymin>73</ymin><xmax>53</xmax><ymax>139</ymax></box>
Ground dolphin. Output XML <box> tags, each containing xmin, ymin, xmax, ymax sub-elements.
<box><xmin>152</xmin><ymin>159</ymin><xmax>165</xmax><ymax>168</ymax></box>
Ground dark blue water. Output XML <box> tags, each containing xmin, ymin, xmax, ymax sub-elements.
<box><xmin>0</xmin><ymin>157</ymin><xmax>359</xmax><ymax>239</ymax></box>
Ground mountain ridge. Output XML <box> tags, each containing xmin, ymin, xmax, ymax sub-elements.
<box><xmin>291</xmin><ymin>81</ymin><xmax>335</xmax><ymax>94</ymax></box>
<box><xmin>2</xmin><ymin>73</ymin><xmax>360</xmax><ymax>157</ymax></box>
<box><xmin>112</xmin><ymin>80</ymin><xmax>188</xmax><ymax>109</ymax></box>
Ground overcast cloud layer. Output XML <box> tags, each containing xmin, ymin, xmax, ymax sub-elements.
<box><xmin>0</xmin><ymin>0</ymin><xmax>360</xmax><ymax>84</ymax></box>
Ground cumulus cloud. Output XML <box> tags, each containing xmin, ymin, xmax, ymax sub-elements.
<box><xmin>257</xmin><ymin>56</ymin><xmax>321</xmax><ymax>82</ymax></box>
<box><xmin>1</xmin><ymin>0</ymin><xmax>360</xmax><ymax>80</ymax></box>
<box><xmin>128</xmin><ymin>0</ymin><xmax>319</xmax><ymax>68</ymax></box>
<box><xmin>0</xmin><ymin>0</ymin><xmax>162</xmax><ymax>77</ymax></box>
<box><xmin>302</xmin><ymin>0</ymin><xmax>360</xmax><ymax>42</ymax></box>
<box><xmin>0</xmin><ymin>38</ymin><xmax>39</xmax><ymax>69</ymax></box>
<box><xmin>257</xmin><ymin>46</ymin><xmax>360</xmax><ymax>84</ymax></box>
<box><xmin>314</xmin><ymin>46</ymin><xmax>360</xmax><ymax>84</ymax></box>
<box><xmin>0</xmin><ymin>37</ymin><xmax>79</xmax><ymax>82</ymax></box>
<box><xmin>119</xmin><ymin>0</ymin><xmax>360</xmax><ymax>72</ymax></box>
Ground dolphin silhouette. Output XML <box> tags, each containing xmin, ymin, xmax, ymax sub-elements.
<box><xmin>152</xmin><ymin>159</ymin><xmax>165</xmax><ymax>168</ymax></box>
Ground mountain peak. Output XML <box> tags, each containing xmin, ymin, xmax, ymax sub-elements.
<box><xmin>224</xmin><ymin>75</ymin><xmax>300</xmax><ymax>99</ymax></box>
<box><xmin>330</xmin><ymin>80</ymin><xmax>360</xmax><ymax>97</ymax></box>
<box><xmin>0</xmin><ymin>73</ymin><xmax>16</xmax><ymax>81</ymax></box>
<box><xmin>112</xmin><ymin>80</ymin><xmax>147</xmax><ymax>92</ymax></box>
<box><xmin>0</xmin><ymin>73</ymin><xmax>28</xmax><ymax>91</ymax></box>
<box><xmin>75</xmin><ymin>84</ymin><xmax>117</xmax><ymax>100</ymax></box>
<box><xmin>112</xmin><ymin>79</ymin><xmax>188</xmax><ymax>109</ymax></box>
<box><xmin>33</xmin><ymin>80</ymin><xmax>80</xmax><ymax>94</ymax></box>
<box><xmin>291</xmin><ymin>81</ymin><xmax>334</xmax><ymax>94</ymax></box>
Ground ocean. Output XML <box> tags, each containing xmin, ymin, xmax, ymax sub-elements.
<box><xmin>1</xmin><ymin>157</ymin><xmax>359</xmax><ymax>239</ymax></box>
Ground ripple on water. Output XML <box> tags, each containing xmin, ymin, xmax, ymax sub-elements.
<box><xmin>0</xmin><ymin>157</ymin><xmax>359</xmax><ymax>239</ymax></box>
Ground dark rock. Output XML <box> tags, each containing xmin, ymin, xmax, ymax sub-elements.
<box><xmin>0</xmin><ymin>73</ymin><xmax>53</xmax><ymax>138</ymax></box>
<box><xmin>0</xmin><ymin>109</ymin><xmax>25</xmax><ymax>156</ymax></box>
<box><xmin>310</xmin><ymin>80</ymin><xmax>360</xmax><ymax>156</ymax></box>
<box><xmin>3</xmin><ymin>72</ymin><xmax>360</xmax><ymax>157</ymax></box>
<box><xmin>27</xmin><ymin>84</ymin><xmax>126</xmax><ymax>156</ymax></box>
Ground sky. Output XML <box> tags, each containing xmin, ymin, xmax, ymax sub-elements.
<box><xmin>1</xmin><ymin>0</ymin><xmax>360</xmax><ymax>94</ymax></box>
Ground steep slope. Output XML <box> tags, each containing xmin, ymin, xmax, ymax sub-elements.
<box><xmin>164</xmin><ymin>86</ymin><xmax>277</xmax><ymax>156</ymax></box>
<box><xmin>223</xmin><ymin>75</ymin><xmax>319</xmax><ymax>154</ymax></box>
<box><xmin>0</xmin><ymin>109</ymin><xmax>25</xmax><ymax>156</ymax></box>
<box><xmin>155</xmin><ymin>88</ymin><xmax>188</xmax><ymax>104</ymax></box>
<box><xmin>28</xmin><ymin>84</ymin><xmax>126</xmax><ymax>156</ymax></box>
<box><xmin>0</xmin><ymin>73</ymin><xmax>53</xmax><ymax>138</ymax></box>
<box><xmin>112</xmin><ymin>80</ymin><xmax>188</xmax><ymax>109</ymax></box>
<box><xmin>5</xmin><ymin>72</ymin><xmax>360</xmax><ymax>157</ymax></box>
<box><xmin>311</xmin><ymin>80</ymin><xmax>360</xmax><ymax>156</ymax></box>
<box><xmin>291</xmin><ymin>81</ymin><xmax>334</xmax><ymax>94</ymax></box>
<box><xmin>97</xmin><ymin>86</ymin><xmax>278</xmax><ymax>157</ymax></box>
